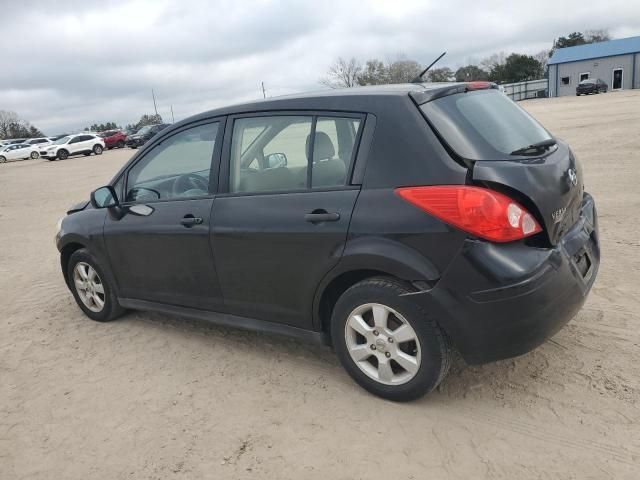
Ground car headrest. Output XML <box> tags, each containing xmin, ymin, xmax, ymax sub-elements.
<box><xmin>306</xmin><ymin>131</ymin><xmax>335</xmax><ymax>161</ymax></box>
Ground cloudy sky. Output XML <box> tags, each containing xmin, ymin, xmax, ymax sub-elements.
<box><xmin>1</xmin><ymin>0</ymin><xmax>639</xmax><ymax>134</ymax></box>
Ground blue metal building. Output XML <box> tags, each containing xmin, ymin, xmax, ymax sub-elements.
<box><xmin>548</xmin><ymin>36</ymin><xmax>640</xmax><ymax>97</ymax></box>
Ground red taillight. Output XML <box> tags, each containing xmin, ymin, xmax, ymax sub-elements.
<box><xmin>395</xmin><ymin>186</ymin><xmax>542</xmax><ymax>243</ymax></box>
<box><xmin>466</xmin><ymin>81</ymin><xmax>492</xmax><ymax>91</ymax></box>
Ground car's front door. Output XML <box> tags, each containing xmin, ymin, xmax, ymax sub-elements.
<box><xmin>103</xmin><ymin>119</ymin><xmax>225</xmax><ymax>310</ymax></box>
<box><xmin>212</xmin><ymin>113</ymin><xmax>365</xmax><ymax>329</ymax></box>
<box><xmin>66</xmin><ymin>136</ymin><xmax>84</xmax><ymax>154</ymax></box>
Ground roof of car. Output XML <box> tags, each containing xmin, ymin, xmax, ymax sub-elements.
<box><xmin>180</xmin><ymin>82</ymin><xmax>468</xmax><ymax>126</ymax></box>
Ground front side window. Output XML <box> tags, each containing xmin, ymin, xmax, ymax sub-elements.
<box><xmin>126</xmin><ymin>122</ymin><xmax>219</xmax><ymax>202</ymax></box>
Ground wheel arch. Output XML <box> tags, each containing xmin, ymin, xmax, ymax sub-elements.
<box><xmin>60</xmin><ymin>241</ymin><xmax>87</xmax><ymax>289</ymax></box>
<box><xmin>313</xmin><ymin>239</ymin><xmax>442</xmax><ymax>341</ymax></box>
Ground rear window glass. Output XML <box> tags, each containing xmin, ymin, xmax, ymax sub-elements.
<box><xmin>420</xmin><ymin>89</ymin><xmax>552</xmax><ymax>160</ymax></box>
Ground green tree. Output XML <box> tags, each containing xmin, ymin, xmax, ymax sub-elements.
<box><xmin>87</xmin><ymin>121</ymin><xmax>119</xmax><ymax>132</ymax></box>
<box><xmin>358</xmin><ymin>59</ymin><xmax>388</xmax><ymax>85</ymax></box>
<box><xmin>550</xmin><ymin>30</ymin><xmax>610</xmax><ymax>56</ymax></box>
<box><xmin>490</xmin><ymin>54</ymin><xmax>543</xmax><ymax>83</ymax></box>
<box><xmin>0</xmin><ymin>110</ymin><xmax>45</xmax><ymax>139</ymax></box>
<box><xmin>427</xmin><ymin>67</ymin><xmax>454</xmax><ymax>83</ymax></box>
<box><xmin>455</xmin><ymin>65</ymin><xmax>489</xmax><ymax>82</ymax></box>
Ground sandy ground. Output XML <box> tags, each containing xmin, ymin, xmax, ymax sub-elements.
<box><xmin>1</xmin><ymin>91</ymin><xmax>639</xmax><ymax>479</ymax></box>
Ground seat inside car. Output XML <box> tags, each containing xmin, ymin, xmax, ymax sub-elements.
<box><xmin>306</xmin><ymin>131</ymin><xmax>347</xmax><ymax>187</ymax></box>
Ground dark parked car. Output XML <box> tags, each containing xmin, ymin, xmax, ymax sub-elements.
<box><xmin>55</xmin><ymin>82</ymin><xmax>599</xmax><ymax>401</ymax></box>
<box><xmin>125</xmin><ymin>123</ymin><xmax>170</xmax><ymax>148</ymax></box>
<box><xmin>100</xmin><ymin>130</ymin><xmax>127</xmax><ymax>149</ymax></box>
<box><xmin>576</xmin><ymin>78</ymin><xmax>607</xmax><ymax>95</ymax></box>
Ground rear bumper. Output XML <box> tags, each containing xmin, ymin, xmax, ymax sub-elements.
<box><xmin>413</xmin><ymin>193</ymin><xmax>599</xmax><ymax>364</ymax></box>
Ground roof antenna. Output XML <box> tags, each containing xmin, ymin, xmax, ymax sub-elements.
<box><xmin>411</xmin><ymin>51</ymin><xmax>447</xmax><ymax>83</ymax></box>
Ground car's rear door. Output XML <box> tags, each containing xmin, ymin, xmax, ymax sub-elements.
<box><xmin>211</xmin><ymin>112</ymin><xmax>365</xmax><ymax>329</ymax></box>
<box><xmin>103</xmin><ymin>118</ymin><xmax>226</xmax><ymax>310</ymax></box>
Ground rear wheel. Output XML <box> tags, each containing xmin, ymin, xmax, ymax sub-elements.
<box><xmin>57</xmin><ymin>149</ymin><xmax>69</xmax><ymax>160</ymax></box>
<box><xmin>30</xmin><ymin>151</ymin><xmax>39</xmax><ymax>159</ymax></box>
<box><xmin>67</xmin><ymin>248</ymin><xmax>124</xmax><ymax>322</ymax></box>
<box><xmin>93</xmin><ymin>144</ymin><xmax>103</xmax><ymax>155</ymax></box>
<box><xmin>331</xmin><ymin>277</ymin><xmax>451</xmax><ymax>401</ymax></box>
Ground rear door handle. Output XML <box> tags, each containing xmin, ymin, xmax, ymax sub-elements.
<box><xmin>305</xmin><ymin>211</ymin><xmax>340</xmax><ymax>223</ymax></box>
<box><xmin>180</xmin><ymin>215</ymin><xmax>203</xmax><ymax>227</ymax></box>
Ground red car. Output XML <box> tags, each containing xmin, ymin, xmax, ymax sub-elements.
<box><xmin>99</xmin><ymin>130</ymin><xmax>127</xmax><ymax>149</ymax></box>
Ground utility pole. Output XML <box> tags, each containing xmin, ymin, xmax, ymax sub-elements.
<box><xmin>170</xmin><ymin>105</ymin><xmax>175</xmax><ymax>123</ymax></box>
<box><xmin>151</xmin><ymin>89</ymin><xmax>158</xmax><ymax>116</ymax></box>
<box><xmin>261</xmin><ymin>81</ymin><xmax>266</xmax><ymax>99</ymax></box>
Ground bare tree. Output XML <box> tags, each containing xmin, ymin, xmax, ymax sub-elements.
<box><xmin>0</xmin><ymin>110</ymin><xmax>19</xmax><ymax>139</ymax></box>
<box><xmin>480</xmin><ymin>52</ymin><xmax>507</xmax><ymax>73</ymax></box>
<box><xmin>319</xmin><ymin>57</ymin><xmax>362</xmax><ymax>88</ymax></box>
<box><xmin>533</xmin><ymin>50</ymin><xmax>550</xmax><ymax>72</ymax></box>
<box><xmin>585</xmin><ymin>29</ymin><xmax>610</xmax><ymax>43</ymax></box>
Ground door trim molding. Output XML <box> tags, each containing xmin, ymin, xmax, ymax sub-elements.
<box><xmin>118</xmin><ymin>297</ymin><xmax>329</xmax><ymax>345</ymax></box>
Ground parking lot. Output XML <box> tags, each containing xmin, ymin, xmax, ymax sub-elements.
<box><xmin>1</xmin><ymin>90</ymin><xmax>639</xmax><ymax>479</ymax></box>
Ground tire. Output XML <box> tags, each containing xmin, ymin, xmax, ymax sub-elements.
<box><xmin>93</xmin><ymin>144</ymin><xmax>103</xmax><ymax>155</ymax></box>
<box><xmin>0</xmin><ymin>156</ymin><xmax>5</xmax><ymax>163</ymax></box>
<box><xmin>117</xmin><ymin>140</ymin><xmax>125</xmax><ymax>148</ymax></box>
<box><xmin>67</xmin><ymin>248</ymin><xmax>125</xmax><ymax>322</ymax></box>
<box><xmin>57</xmin><ymin>149</ymin><xmax>69</xmax><ymax>160</ymax></box>
<box><xmin>331</xmin><ymin>277</ymin><xmax>451</xmax><ymax>401</ymax></box>
<box><xmin>30</xmin><ymin>151</ymin><xmax>39</xmax><ymax>159</ymax></box>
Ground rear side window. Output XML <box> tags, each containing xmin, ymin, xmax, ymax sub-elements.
<box><xmin>421</xmin><ymin>90</ymin><xmax>552</xmax><ymax>160</ymax></box>
<box><xmin>229</xmin><ymin>115</ymin><xmax>362</xmax><ymax>194</ymax></box>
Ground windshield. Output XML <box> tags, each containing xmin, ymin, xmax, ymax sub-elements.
<box><xmin>580</xmin><ymin>79</ymin><xmax>595</xmax><ymax>84</ymax></box>
<box><xmin>420</xmin><ymin>89</ymin><xmax>552</xmax><ymax>160</ymax></box>
<box><xmin>136</xmin><ymin>125</ymin><xmax>154</xmax><ymax>135</ymax></box>
<box><xmin>54</xmin><ymin>136</ymin><xmax>71</xmax><ymax>145</ymax></box>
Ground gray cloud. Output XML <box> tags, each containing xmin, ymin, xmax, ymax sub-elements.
<box><xmin>1</xmin><ymin>0</ymin><xmax>639</xmax><ymax>133</ymax></box>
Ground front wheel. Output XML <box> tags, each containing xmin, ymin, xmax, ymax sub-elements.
<box><xmin>93</xmin><ymin>145</ymin><xmax>103</xmax><ymax>155</ymax></box>
<box><xmin>331</xmin><ymin>277</ymin><xmax>451</xmax><ymax>401</ymax></box>
<box><xmin>0</xmin><ymin>156</ymin><xmax>5</xmax><ymax>163</ymax></box>
<box><xmin>57</xmin><ymin>149</ymin><xmax>69</xmax><ymax>160</ymax></box>
<box><xmin>117</xmin><ymin>140</ymin><xmax>125</xmax><ymax>148</ymax></box>
<box><xmin>67</xmin><ymin>248</ymin><xmax>124</xmax><ymax>322</ymax></box>
<box><xmin>30</xmin><ymin>151</ymin><xmax>39</xmax><ymax>159</ymax></box>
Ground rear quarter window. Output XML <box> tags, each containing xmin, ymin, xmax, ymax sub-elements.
<box><xmin>420</xmin><ymin>89</ymin><xmax>552</xmax><ymax>160</ymax></box>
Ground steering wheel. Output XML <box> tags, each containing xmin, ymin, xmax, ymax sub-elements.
<box><xmin>172</xmin><ymin>173</ymin><xmax>209</xmax><ymax>197</ymax></box>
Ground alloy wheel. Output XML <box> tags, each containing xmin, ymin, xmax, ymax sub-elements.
<box><xmin>344</xmin><ymin>303</ymin><xmax>421</xmax><ymax>385</ymax></box>
<box><xmin>73</xmin><ymin>262</ymin><xmax>105</xmax><ymax>313</ymax></box>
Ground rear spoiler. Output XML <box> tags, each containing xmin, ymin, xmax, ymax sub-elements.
<box><xmin>410</xmin><ymin>82</ymin><xmax>499</xmax><ymax>105</ymax></box>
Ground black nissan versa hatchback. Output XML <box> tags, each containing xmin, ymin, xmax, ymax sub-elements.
<box><xmin>55</xmin><ymin>82</ymin><xmax>599</xmax><ymax>401</ymax></box>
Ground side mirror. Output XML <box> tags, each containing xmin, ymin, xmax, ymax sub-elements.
<box><xmin>91</xmin><ymin>185</ymin><xmax>119</xmax><ymax>209</ymax></box>
<box><xmin>266</xmin><ymin>152</ymin><xmax>287</xmax><ymax>169</ymax></box>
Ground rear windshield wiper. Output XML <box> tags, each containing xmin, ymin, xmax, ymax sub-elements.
<box><xmin>510</xmin><ymin>138</ymin><xmax>557</xmax><ymax>156</ymax></box>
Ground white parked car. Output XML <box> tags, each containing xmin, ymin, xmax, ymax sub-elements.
<box><xmin>40</xmin><ymin>134</ymin><xmax>105</xmax><ymax>161</ymax></box>
<box><xmin>0</xmin><ymin>143</ymin><xmax>41</xmax><ymax>163</ymax></box>
<box><xmin>23</xmin><ymin>137</ymin><xmax>53</xmax><ymax>148</ymax></box>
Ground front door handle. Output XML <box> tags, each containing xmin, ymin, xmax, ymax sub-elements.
<box><xmin>180</xmin><ymin>214</ymin><xmax>203</xmax><ymax>227</ymax></box>
<box><xmin>305</xmin><ymin>210</ymin><xmax>340</xmax><ymax>223</ymax></box>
